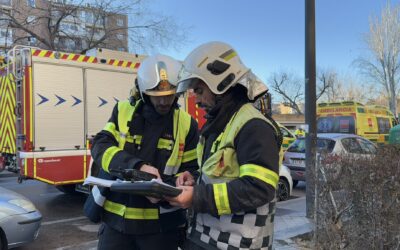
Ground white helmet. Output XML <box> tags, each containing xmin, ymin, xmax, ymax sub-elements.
<box><xmin>177</xmin><ymin>41</ymin><xmax>268</xmax><ymax>100</ymax></box>
<box><xmin>137</xmin><ymin>54</ymin><xmax>182</xmax><ymax>100</ymax></box>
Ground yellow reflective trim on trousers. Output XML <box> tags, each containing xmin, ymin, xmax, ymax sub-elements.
<box><xmin>103</xmin><ymin>122</ymin><xmax>120</xmax><ymax>141</ymax></box>
<box><xmin>157</xmin><ymin>138</ymin><xmax>173</xmax><ymax>150</ymax></box>
<box><xmin>102</xmin><ymin>146</ymin><xmax>122</xmax><ymax>173</ymax></box>
<box><xmin>239</xmin><ymin>164</ymin><xmax>279</xmax><ymax>189</ymax></box>
<box><xmin>182</xmin><ymin>148</ymin><xmax>197</xmax><ymax>163</ymax></box>
<box><xmin>213</xmin><ymin>183</ymin><xmax>231</xmax><ymax>215</ymax></box>
<box><xmin>104</xmin><ymin>200</ymin><xmax>159</xmax><ymax>219</ymax></box>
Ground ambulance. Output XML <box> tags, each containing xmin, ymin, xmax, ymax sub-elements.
<box><xmin>317</xmin><ymin>101</ymin><xmax>398</xmax><ymax>145</ymax></box>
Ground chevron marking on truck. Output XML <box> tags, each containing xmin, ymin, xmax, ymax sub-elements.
<box><xmin>31</xmin><ymin>49</ymin><xmax>141</xmax><ymax>69</ymax></box>
<box><xmin>0</xmin><ymin>68</ymin><xmax>16</xmax><ymax>154</ymax></box>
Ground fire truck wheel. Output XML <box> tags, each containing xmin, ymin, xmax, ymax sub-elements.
<box><xmin>55</xmin><ymin>184</ymin><xmax>79</xmax><ymax>195</ymax></box>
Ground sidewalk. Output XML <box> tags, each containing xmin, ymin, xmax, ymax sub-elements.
<box><xmin>65</xmin><ymin>197</ymin><xmax>313</xmax><ymax>250</ymax></box>
<box><xmin>274</xmin><ymin>196</ymin><xmax>314</xmax><ymax>249</ymax></box>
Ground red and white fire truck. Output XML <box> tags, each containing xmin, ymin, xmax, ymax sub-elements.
<box><xmin>0</xmin><ymin>46</ymin><xmax>205</xmax><ymax>193</ymax></box>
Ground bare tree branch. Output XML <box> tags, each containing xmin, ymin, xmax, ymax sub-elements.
<box><xmin>270</xmin><ymin>69</ymin><xmax>337</xmax><ymax>114</ymax></box>
<box><xmin>270</xmin><ymin>72</ymin><xmax>304</xmax><ymax>114</ymax></box>
<box><xmin>355</xmin><ymin>2</ymin><xmax>400</xmax><ymax>116</ymax></box>
<box><xmin>0</xmin><ymin>0</ymin><xmax>189</xmax><ymax>54</ymax></box>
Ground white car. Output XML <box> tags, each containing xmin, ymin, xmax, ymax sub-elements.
<box><xmin>277</xmin><ymin>165</ymin><xmax>293</xmax><ymax>201</ymax></box>
<box><xmin>283</xmin><ymin>133</ymin><xmax>377</xmax><ymax>187</ymax></box>
<box><xmin>0</xmin><ymin>187</ymin><xmax>42</xmax><ymax>249</ymax></box>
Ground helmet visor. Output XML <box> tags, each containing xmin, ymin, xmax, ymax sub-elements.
<box><xmin>236</xmin><ymin>70</ymin><xmax>268</xmax><ymax>101</ymax></box>
<box><xmin>143</xmin><ymin>80</ymin><xmax>177</xmax><ymax>96</ymax></box>
<box><xmin>177</xmin><ymin>68</ymin><xmax>209</xmax><ymax>94</ymax></box>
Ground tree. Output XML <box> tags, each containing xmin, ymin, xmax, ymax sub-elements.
<box><xmin>270</xmin><ymin>69</ymin><xmax>333</xmax><ymax>114</ymax></box>
<box><xmin>356</xmin><ymin>3</ymin><xmax>400</xmax><ymax>116</ymax></box>
<box><xmin>320</xmin><ymin>73</ymin><xmax>377</xmax><ymax>104</ymax></box>
<box><xmin>0</xmin><ymin>0</ymin><xmax>188</xmax><ymax>54</ymax></box>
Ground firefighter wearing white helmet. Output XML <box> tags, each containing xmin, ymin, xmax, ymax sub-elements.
<box><xmin>167</xmin><ymin>42</ymin><xmax>282</xmax><ymax>250</ymax></box>
<box><xmin>86</xmin><ymin>54</ymin><xmax>199</xmax><ymax>250</ymax></box>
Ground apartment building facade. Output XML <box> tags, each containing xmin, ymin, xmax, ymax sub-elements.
<box><xmin>0</xmin><ymin>0</ymin><xmax>128</xmax><ymax>54</ymax></box>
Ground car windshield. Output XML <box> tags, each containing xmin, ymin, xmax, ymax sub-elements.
<box><xmin>287</xmin><ymin>138</ymin><xmax>335</xmax><ymax>153</ymax></box>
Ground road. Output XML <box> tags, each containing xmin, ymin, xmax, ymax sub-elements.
<box><xmin>0</xmin><ymin>172</ymin><xmax>98</xmax><ymax>250</ymax></box>
<box><xmin>0</xmin><ymin>171</ymin><xmax>306</xmax><ymax>250</ymax></box>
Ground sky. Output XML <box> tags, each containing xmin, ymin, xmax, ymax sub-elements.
<box><xmin>145</xmin><ymin>0</ymin><xmax>399</xmax><ymax>83</ymax></box>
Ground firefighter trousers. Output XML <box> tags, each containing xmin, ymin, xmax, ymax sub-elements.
<box><xmin>97</xmin><ymin>223</ymin><xmax>180</xmax><ymax>250</ymax></box>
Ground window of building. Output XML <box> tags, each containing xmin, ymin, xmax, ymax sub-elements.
<box><xmin>28</xmin><ymin>37</ymin><xmax>36</xmax><ymax>45</ymax></box>
<box><xmin>0</xmin><ymin>0</ymin><xmax>11</xmax><ymax>7</ymax></box>
<box><xmin>27</xmin><ymin>15</ymin><xmax>36</xmax><ymax>24</ymax></box>
<box><xmin>60</xmin><ymin>22</ymin><xmax>81</xmax><ymax>35</ymax></box>
<box><xmin>0</xmin><ymin>28</ymin><xmax>11</xmax><ymax>37</ymax></box>
<box><xmin>51</xmin><ymin>0</ymin><xmax>66</xmax><ymax>4</ymax></box>
<box><xmin>26</xmin><ymin>0</ymin><xmax>35</xmax><ymax>8</ymax></box>
<box><xmin>118</xmin><ymin>47</ymin><xmax>125</xmax><ymax>51</ymax></box>
<box><xmin>51</xmin><ymin>10</ymin><xmax>62</xmax><ymax>19</ymax></box>
<box><xmin>0</xmin><ymin>28</ymin><xmax>12</xmax><ymax>45</ymax></box>
<box><xmin>117</xmin><ymin>34</ymin><xmax>125</xmax><ymax>40</ymax></box>
<box><xmin>116</xmin><ymin>18</ymin><xmax>124</xmax><ymax>27</ymax></box>
<box><xmin>85</xmin><ymin>12</ymin><xmax>94</xmax><ymax>23</ymax></box>
<box><xmin>0</xmin><ymin>13</ymin><xmax>10</xmax><ymax>26</ymax></box>
<box><xmin>64</xmin><ymin>39</ymin><xmax>76</xmax><ymax>50</ymax></box>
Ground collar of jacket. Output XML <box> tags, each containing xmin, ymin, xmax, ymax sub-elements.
<box><xmin>200</xmin><ymin>91</ymin><xmax>247</xmax><ymax>138</ymax></box>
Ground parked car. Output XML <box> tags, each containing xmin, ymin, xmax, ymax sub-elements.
<box><xmin>0</xmin><ymin>187</ymin><xmax>42</xmax><ymax>249</ymax></box>
<box><xmin>283</xmin><ymin>133</ymin><xmax>377</xmax><ymax>187</ymax></box>
<box><xmin>277</xmin><ymin>165</ymin><xmax>293</xmax><ymax>201</ymax></box>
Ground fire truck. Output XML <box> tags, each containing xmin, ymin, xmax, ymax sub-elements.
<box><xmin>0</xmin><ymin>46</ymin><xmax>204</xmax><ymax>193</ymax></box>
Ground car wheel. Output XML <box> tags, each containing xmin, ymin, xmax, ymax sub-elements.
<box><xmin>277</xmin><ymin>178</ymin><xmax>290</xmax><ymax>201</ymax></box>
<box><xmin>55</xmin><ymin>184</ymin><xmax>79</xmax><ymax>195</ymax></box>
<box><xmin>0</xmin><ymin>228</ymin><xmax>7</xmax><ymax>250</ymax></box>
<box><xmin>292</xmin><ymin>180</ymin><xmax>299</xmax><ymax>188</ymax></box>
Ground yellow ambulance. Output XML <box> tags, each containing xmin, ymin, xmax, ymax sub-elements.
<box><xmin>317</xmin><ymin>101</ymin><xmax>398</xmax><ymax>145</ymax></box>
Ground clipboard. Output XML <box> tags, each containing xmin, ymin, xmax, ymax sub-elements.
<box><xmin>109</xmin><ymin>180</ymin><xmax>182</xmax><ymax>198</ymax></box>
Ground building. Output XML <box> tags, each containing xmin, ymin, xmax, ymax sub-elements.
<box><xmin>272</xmin><ymin>113</ymin><xmax>305</xmax><ymax>131</ymax></box>
<box><xmin>272</xmin><ymin>102</ymin><xmax>305</xmax><ymax>115</ymax></box>
<box><xmin>271</xmin><ymin>102</ymin><xmax>305</xmax><ymax>130</ymax></box>
<box><xmin>0</xmin><ymin>0</ymin><xmax>128</xmax><ymax>54</ymax></box>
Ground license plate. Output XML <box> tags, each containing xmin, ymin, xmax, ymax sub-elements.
<box><xmin>292</xmin><ymin>159</ymin><xmax>304</xmax><ymax>166</ymax></box>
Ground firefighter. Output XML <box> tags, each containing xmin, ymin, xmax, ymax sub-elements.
<box><xmin>295</xmin><ymin>126</ymin><xmax>305</xmax><ymax>138</ymax></box>
<box><xmin>87</xmin><ymin>54</ymin><xmax>199</xmax><ymax>250</ymax></box>
<box><xmin>166</xmin><ymin>41</ymin><xmax>282</xmax><ymax>250</ymax></box>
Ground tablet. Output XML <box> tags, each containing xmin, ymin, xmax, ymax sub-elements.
<box><xmin>110</xmin><ymin>180</ymin><xmax>182</xmax><ymax>198</ymax></box>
